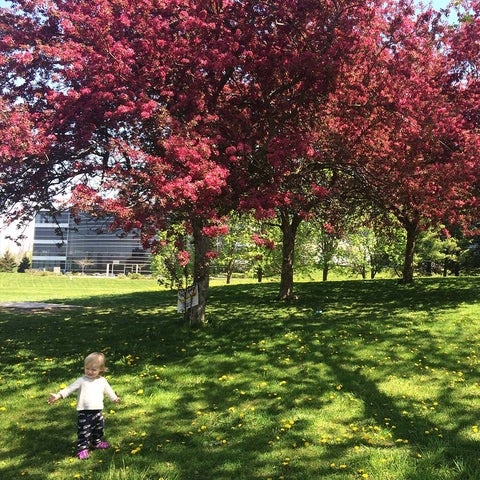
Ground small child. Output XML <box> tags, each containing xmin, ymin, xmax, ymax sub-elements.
<box><xmin>48</xmin><ymin>352</ymin><xmax>120</xmax><ymax>460</ymax></box>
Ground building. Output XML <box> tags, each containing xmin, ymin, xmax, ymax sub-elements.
<box><xmin>31</xmin><ymin>211</ymin><xmax>151</xmax><ymax>274</ymax></box>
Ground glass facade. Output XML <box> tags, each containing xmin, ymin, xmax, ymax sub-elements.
<box><xmin>31</xmin><ymin>211</ymin><xmax>151</xmax><ymax>274</ymax></box>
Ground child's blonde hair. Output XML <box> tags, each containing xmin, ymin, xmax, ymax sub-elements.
<box><xmin>84</xmin><ymin>352</ymin><xmax>108</xmax><ymax>372</ymax></box>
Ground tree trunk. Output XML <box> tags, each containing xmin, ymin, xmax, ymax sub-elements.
<box><xmin>401</xmin><ymin>221</ymin><xmax>419</xmax><ymax>284</ymax></box>
<box><xmin>226</xmin><ymin>258</ymin><xmax>234</xmax><ymax>284</ymax></box>
<box><xmin>322</xmin><ymin>262</ymin><xmax>329</xmax><ymax>282</ymax></box>
<box><xmin>425</xmin><ymin>261</ymin><xmax>432</xmax><ymax>275</ymax></box>
<box><xmin>256</xmin><ymin>266</ymin><xmax>263</xmax><ymax>282</ymax></box>
<box><xmin>277</xmin><ymin>210</ymin><xmax>302</xmax><ymax>300</ymax></box>
<box><xmin>184</xmin><ymin>218</ymin><xmax>211</xmax><ymax>327</ymax></box>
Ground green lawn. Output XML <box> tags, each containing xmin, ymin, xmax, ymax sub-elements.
<box><xmin>1</xmin><ymin>273</ymin><xmax>480</xmax><ymax>479</ymax></box>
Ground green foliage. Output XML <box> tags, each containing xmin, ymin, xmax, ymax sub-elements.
<box><xmin>339</xmin><ymin>227</ymin><xmax>401</xmax><ymax>280</ymax></box>
<box><xmin>211</xmin><ymin>213</ymin><xmax>280</xmax><ymax>282</ymax></box>
<box><xmin>151</xmin><ymin>226</ymin><xmax>189</xmax><ymax>290</ymax></box>
<box><xmin>16</xmin><ymin>254</ymin><xmax>31</xmax><ymax>273</ymax></box>
<box><xmin>0</xmin><ymin>250</ymin><xmax>17</xmax><ymax>272</ymax></box>
<box><xmin>2</xmin><ymin>275</ymin><xmax>480</xmax><ymax>479</ymax></box>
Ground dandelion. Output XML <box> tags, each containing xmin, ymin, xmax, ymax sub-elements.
<box><xmin>0</xmin><ymin>406</ymin><xmax>6</xmax><ymax>412</ymax></box>
<box><xmin>137</xmin><ymin>389</ymin><xmax>144</xmax><ymax>395</ymax></box>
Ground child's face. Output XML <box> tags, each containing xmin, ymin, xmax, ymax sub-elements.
<box><xmin>84</xmin><ymin>363</ymin><xmax>102</xmax><ymax>379</ymax></box>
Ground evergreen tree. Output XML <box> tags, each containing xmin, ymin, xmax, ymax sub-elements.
<box><xmin>17</xmin><ymin>255</ymin><xmax>31</xmax><ymax>273</ymax></box>
<box><xmin>0</xmin><ymin>251</ymin><xmax>18</xmax><ymax>272</ymax></box>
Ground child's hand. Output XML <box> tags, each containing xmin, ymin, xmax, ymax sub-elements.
<box><xmin>48</xmin><ymin>393</ymin><xmax>61</xmax><ymax>404</ymax></box>
<box><xmin>114</xmin><ymin>397</ymin><xmax>121</xmax><ymax>405</ymax></box>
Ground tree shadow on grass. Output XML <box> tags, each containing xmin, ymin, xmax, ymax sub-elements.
<box><xmin>2</xmin><ymin>277</ymin><xmax>480</xmax><ymax>479</ymax></box>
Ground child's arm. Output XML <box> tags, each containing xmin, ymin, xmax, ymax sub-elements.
<box><xmin>48</xmin><ymin>392</ymin><xmax>63</xmax><ymax>404</ymax></box>
<box><xmin>48</xmin><ymin>377</ymin><xmax>81</xmax><ymax>404</ymax></box>
<box><xmin>103</xmin><ymin>378</ymin><xmax>121</xmax><ymax>404</ymax></box>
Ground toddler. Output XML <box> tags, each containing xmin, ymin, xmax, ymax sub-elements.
<box><xmin>48</xmin><ymin>352</ymin><xmax>120</xmax><ymax>460</ymax></box>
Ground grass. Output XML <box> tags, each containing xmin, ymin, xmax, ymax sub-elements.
<box><xmin>1</xmin><ymin>273</ymin><xmax>480</xmax><ymax>479</ymax></box>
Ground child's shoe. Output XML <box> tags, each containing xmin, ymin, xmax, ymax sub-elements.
<box><xmin>77</xmin><ymin>449</ymin><xmax>89</xmax><ymax>460</ymax></box>
<box><xmin>92</xmin><ymin>441</ymin><xmax>110</xmax><ymax>449</ymax></box>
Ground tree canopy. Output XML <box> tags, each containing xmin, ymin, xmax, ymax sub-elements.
<box><xmin>1</xmin><ymin>0</ymin><xmax>480</xmax><ymax>324</ymax></box>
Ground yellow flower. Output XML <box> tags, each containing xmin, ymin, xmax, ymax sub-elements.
<box><xmin>137</xmin><ymin>389</ymin><xmax>144</xmax><ymax>395</ymax></box>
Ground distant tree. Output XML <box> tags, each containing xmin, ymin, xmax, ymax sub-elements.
<box><xmin>17</xmin><ymin>254</ymin><xmax>31</xmax><ymax>273</ymax></box>
<box><xmin>151</xmin><ymin>227</ymin><xmax>190</xmax><ymax>290</ymax></box>
<box><xmin>74</xmin><ymin>258</ymin><xmax>94</xmax><ymax>274</ymax></box>
<box><xmin>0</xmin><ymin>250</ymin><xmax>17</xmax><ymax>272</ymax></box>
<box><xmin>210</xmin><ymin>213</ymin><xmax>261</xmax><ymax>284</ymax></box>
<box><xmin>415</xmin><ymin>227</ymin><xmax>464</xmax><ymax>277</ymax></box>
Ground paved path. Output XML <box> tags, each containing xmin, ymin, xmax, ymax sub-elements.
<box><xmin>0</xmin><ymin>301</ymin><xmax>83</xmax><ymax>310</ymax></box>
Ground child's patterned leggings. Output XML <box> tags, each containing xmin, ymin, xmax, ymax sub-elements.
<box><xmin>77</xmin><ymin>410</ymin><xmax>105</xmax><ymax>451</ymax></box>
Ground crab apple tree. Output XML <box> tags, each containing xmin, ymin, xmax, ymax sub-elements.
<box><xmin>231</xmin><ymin>1</ymin><xmax>386</xmax><ymax>300</ymax></box>
<box><xmin>0</xmin><ymin>0</ymin><xmax>392</xmax><ymax>323</ymax></box>
<box><xmin>326</xmin><ymin>1</ymin><xmax>480</xmax><ymax>283</ymax></box>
